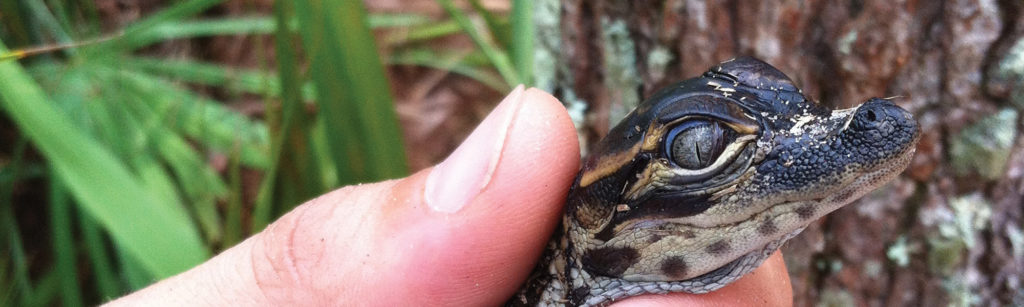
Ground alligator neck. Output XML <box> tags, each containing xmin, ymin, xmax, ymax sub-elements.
<box><xmin>507</xmin><ymin>220</ymin><xmax>570</xmax><ymax>306</ymax></box>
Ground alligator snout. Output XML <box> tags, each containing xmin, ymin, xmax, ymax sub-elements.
<box><xmin>846</xmin><ymin>98</ymin><xmax>920</xmax><ymax>156</ymax></box>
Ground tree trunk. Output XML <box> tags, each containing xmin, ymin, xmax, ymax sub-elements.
<box><xmin>542</xmin><ymin>1</ymin><xmax>1024</xmax><ymax>306</ymax></box>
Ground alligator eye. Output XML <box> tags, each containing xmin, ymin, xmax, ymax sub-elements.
<box><xmin>666</xmin><ymin>119</ymin><xmax>738</xmax><ymax>169</ymax></box>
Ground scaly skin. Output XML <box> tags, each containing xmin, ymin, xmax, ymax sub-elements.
<box><xmin>508</xmin><ymin>57</ymin><xmax>921</xmax><ymax>306</ymax></box>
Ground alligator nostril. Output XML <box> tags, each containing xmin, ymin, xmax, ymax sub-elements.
<box><xmin>865</xmin><ymin>110</ymin><xmax>877</xmax><ymax>122</ymax></box>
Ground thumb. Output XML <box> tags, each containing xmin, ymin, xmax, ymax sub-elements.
<box><xmin>105</xmin><ymin>86</ymin><xmax>580</xmax><ymax>306</ymax></box>
<box><xmin>253</xmin><ymin>86</ymin><xmax>580</xmax><ymax>306</ymax></box>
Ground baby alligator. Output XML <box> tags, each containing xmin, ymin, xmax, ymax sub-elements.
<box><xmin>509</xmin><ymin>57</ymin><xmax>920</xmax><ymax>306</ymax></box>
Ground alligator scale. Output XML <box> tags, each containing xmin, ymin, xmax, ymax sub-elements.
<box><xmin>509</xmin><ymin>57</ymin><xmax>920</xmax><ymax>306</ymax></box>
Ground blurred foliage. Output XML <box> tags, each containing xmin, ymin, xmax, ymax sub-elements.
<box><xmin>0</xmin><ymin>0</ymin><xmax>532</xmax><ymax>305</ymax></box>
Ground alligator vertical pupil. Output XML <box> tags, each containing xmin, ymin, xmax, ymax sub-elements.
<box><xmin>668</xmin><ymin>120</ymin><xmax>732</xmax><ymax>169</ymax></box>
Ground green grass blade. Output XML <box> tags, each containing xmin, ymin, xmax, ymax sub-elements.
<box><xmin>77</xmin><ymin>74</ymin><xmax>220</xmax><ymax>247</ymax></box>
<box><xmin>0</xmin><ymin>140</ymin><xmax>32</xmax><ymax>307</ymax></box>
<box><xmin>383</xmin><ymin>20</ymin><xmax>462</xmax><ymax>45</ymax></box>
<box><xmin>44</xmin><ymin>0</ymin><xmax>73</xmax><ymax>35</ymax></box>
<box><xmin>109</xmin><ymin>12</ymin><xmax>438</xmax><ymax>51</ymax></box>
<box><xmin>89</xmin><ymin>0</ymin><xmax>223</xmax><ymax>53</ymax></box>
<box><xmin>468</xmin><ymin>0</ymin><xmax>511</xmax><ymax>48</ymax></box>
<box><xmin>122</xmin><ymin>13</ymin><xmax>435</xmax><ymax>51</ymax></box>
<box><xmin>254</xmin><ymin>0</ymin><xmax>330</xmax><ymax>228</ymax></box>
<box><xmin>367</xmin><ymin>13</ymin><xmax>433</xmax><ymax>28</ymax></box>
<box><xmin>48</xmin><ymin>177</ymin><xmax>83</xmax><ymax>307</ymax></box>
<box><xmin>0</xmin><ymin>257</ymin><xmax>12</xmax><ymax>306</ymax></box>
<box><xmin>389</xmin><ymin>49</ymin><xmax>509</xmax><ymax>91</ymax></box>
<box><xmin>138</xmin><ymin>134</ymin><xmax>223</xmax><ymax>245</ymax></box>
<box><xmin>22</xmin><ymin>0</ymin><xmax>73</xmax><ymax>45</ymax></box>
<box><xmin>510</xmin><ymin>0</ymin><xmax>533</xmax><ymax>86</ymax></box>
<box><xmin>110</xmin><ymin>77</ymin><xmax>229</xmax><ymax>242</ymax></box>
<box><xmin>0</xmin><ymin>39</ymin><xmax>209</xmax><ymax>278</ymax></box>
<box><xmin>125</xmin><ymin>56</ymin><xmax>276</xmax><ymax>95</ymax></box>
<box><xmin>0</xmin><ymin>0</ymin><xmax>36</xmax><ymax>47</ymax></box>
<box><xmin>293</xmin><ymin>0</ymin><xmax>409</xmax><ymax>184</ymax></box>
<box><xmin>114</xmin><ymin>244</ymin><xmax>152</xmax><ymax>290</ymax></box>
<box><xmin>80</xmin><ymin>215</ymin><xmax>120</xmax><ymax>300</ymax></box>
<box><xmin>436</xmin><ymin>0</ymin><xmax>520</xmax><ymax>86</ymax></box>
<box><xmin>223</xmin><ymin>146</ymin><xmax>243</xmax><ymax>246</ymax></box>
<box><xmin>118</xmin><ymin>12</ymin><xmax>433</xmax><ymax>50</ymax></box>
<box><xmin>77</xmin><ymin>0</ymin><xmax>103</xmax><ymax>37</ymax></box>
<box><xmin>310</xmin><ymin>118</ymin><xmax>339</xmax><ymax>189</ymax></box>
<box><xmin>93</xmin><ymin>67</ymin><xmax>270</xmax><ymax>168</ymax></box>
<box><xmin>123</xmin><ymin>17</ymin><xmax>275</xmax><ymax>50</ymax></box>
<box><xmin>0</xmin><ymin>164</ymin><xmax>45</xmax><ymax>184</ymax></box>
<box><xmin>254</xmin><ymin>1</ymin><xmax>293</xmax><ymax>229</ymax></box>
<box><xmin>123</xmin><ymin>56</ymin><xmax>316</xmax><ymax>101</ymax></box>
<box><xmin>25</xmin><ymin>268</ymin><xmax>58</xmax><ymax>307</ymax></box>
<box><xmin>253</xmin><ymin>0</ymin><xmax>327</xmax><ymax>229</ymax></box>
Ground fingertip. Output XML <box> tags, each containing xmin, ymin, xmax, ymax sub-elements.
<box><xmin>389</xmin><ymin>87</ymin><xmax>580</xmax><ymax>305</ymax></box>
<box><xmin>463</xmin><ymin>84</ymin><xmax>580</xmax><ymax>240</ymax></box>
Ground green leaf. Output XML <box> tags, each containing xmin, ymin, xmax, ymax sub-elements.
<box><xmin>80</xmin><ymin>215</ymin><xmax>120</xmax><ymax>299</ymax></box>
<box><xmin>0</xmin><ymin>39</ymin><xmax>209</xmax><ymax>278</ymax></box>
<box><xmin>88</xmin><ymin>0</ymin><xmax>224</xmax><ymax>54</ymax></box>
<box><xmin>253</xmin><ymin>0</ymin><xmax>326</xmax><ymax>229</ymax></box>
<box><xmin>510</xmin><ymin>0</ymin><xmax>534</xmax><ymax>86</ymax></box>
<box><xmin>0</xmin><ymin>141</ymin><xmax>32</xmax><ymax>306</ymax></box>
<box><xmin>49</xmin><ymin>177</ymin><xmax>83</xmax><ymax>307</ymax></box>
<box><xmin>92</xmin><ymin>67</ymin><xmax>270</xmax><ymax>169</ymax></box>
<box><xmin>25</xmin><ymin>269</ymin><xmax>59</xmax><ymax>306</ymax></box>
<box><xmin>468</xmin><ymin>0</ymin><xmax>511</xmax><ymax>48</ymax></box>
<box><xmin>382</xmin><ymin>20</ymin><xmax>462</xmax><ymax>45</ymax></box>
<box><xmin>389</xmin><ymin>49</ymin><xmax>509</xmax><ymax>92</ymax></box>
<box><xmin>293</xmin><ymin>0</ymin><xmax>409</xmax><ymax>185</ymax></box>
<box><xmin>123</xmin><ymin>56</ymin><xmax>316</xmax><ymax>102</ymax></box>
<box><xmin>116</xmin><ymin>13</ymin><xmax>437</xmax><ymax>50</ymax></box>
<box><xmin>122</xmin><ymin>17</ymin><xmax>276</xmax><ymax>51</ymax></box>
<box><xmin>367</xmin><ymin>13</ymin><xmax>434</xmax><ymax>28</ymax></box>
<box><xmin>436</xmin><ymin>0</ymin><xmax>519</xmax><ymax>86</ymax></box>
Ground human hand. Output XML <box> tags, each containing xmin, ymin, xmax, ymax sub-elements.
<box><xmin>107</xmin><ymin>86</ymin><xmax>792</xmax><ymax>306</ymax></box>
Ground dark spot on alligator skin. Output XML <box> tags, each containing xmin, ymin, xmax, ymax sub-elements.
<box><xmin>758</xmin><ymin>219</ymin><xmax>778</xmax><ymax>235</ymax></box>
<box><xmin>570</xmin><ymin>286</ymin><xmax>590</xmax><ymax>304</ymax></box>
<box><xmin>706</xmin><ymin>240</ymin><xmax>731</xmax><ymax>255</ymax></box>
<box><xmin>582</xmin><ymin>247</ymin><xmax>640</xmax><ymax>276</ymax></box>
<box><xmin>796</xmin><ymin>204</ymin><xmax>816</xmax><ymax>220</ymax></box>
<box><xmin>661</xmin><ymin>256</ymin><xmax>688</xmax><ymax>279</ymax></box>
<box><xmin>648</xmin><ymin>233</ymin><xmax>665</xmax><ymax>244</ymax></box>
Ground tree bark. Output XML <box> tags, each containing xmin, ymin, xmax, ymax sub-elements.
<box><xmin>546</xmin><ymin>1</ymin><xmax>1024</xmax><ymax>306</ymax></box>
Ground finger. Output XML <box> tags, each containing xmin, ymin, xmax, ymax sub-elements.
<box><xmin>253</xmin><ymin>86</ymin><xmax>580</xmax><ymax>305</ymax></box>
<box><xmin>611</xmin><ymin>251</ymin><xmax>793</xmax><ymax>307</ymax></box>
<box><xmin>356</xmin><ymin>86</ymin><xmax>580</xmax><ymax>305</ymax></box>
<box><xmin>107</xmin><ymin>86</ymin><xmax>580</xmax><ymax>307</ymax></box>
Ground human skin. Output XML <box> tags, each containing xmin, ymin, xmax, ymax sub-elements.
<box><xmin>106</xmin><ymin>86</ymin><xmax>792</xmax><ymax>307</ymax></box>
